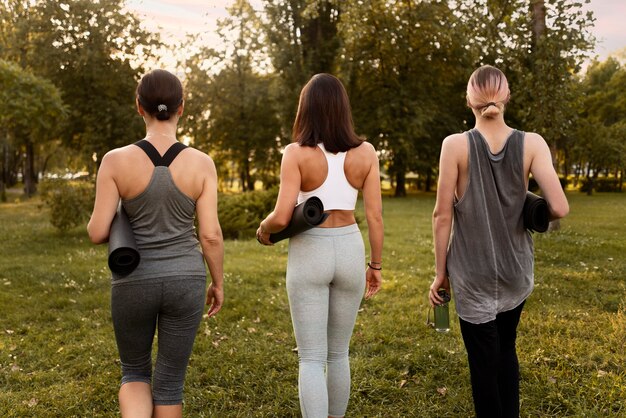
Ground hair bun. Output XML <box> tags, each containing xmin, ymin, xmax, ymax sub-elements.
<box><xmin>480</xmin><ymin>102</ymin><xmax>502</xmax><ymax>119</ymax></box>
<box><xmin>156</xmin><ymin>103</ymin><xmax>170</xmax><ymax>120</ymax></box>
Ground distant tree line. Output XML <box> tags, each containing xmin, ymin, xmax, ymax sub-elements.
<box><xmin>1</xmin><ymin>0</ymin><xmax>624</xmax><ymax>201</ymax></box>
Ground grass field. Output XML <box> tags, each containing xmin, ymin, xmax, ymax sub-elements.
<box><xmin>1</xmin><ymin>191</ymin><xmax>625</xmax><ymax>417</ymax></box>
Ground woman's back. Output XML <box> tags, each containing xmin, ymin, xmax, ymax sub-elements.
<box><xmin>108</xmin><ymin>140</ymin><xmax>207</xmax><ymax>202</ymax></box>
<box><xmin>288</xmin><ymin>141</ymin><xmax>378</xmax><ymax>228</ymax></box>
<box><xmin>101</xmin><ymin>139</ymin><xmax>212</xmax><ymax>282</ymax></box>
<box><xmin>297</xmin><ymin>141</ymin><xmax>375</xmax><ymax>192</ymax></box>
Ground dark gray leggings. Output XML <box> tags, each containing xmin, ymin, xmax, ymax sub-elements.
<box><xmin>111</xmin><ymin>276</ymin><xmax>206</xmax><ymax>405</ymax></box>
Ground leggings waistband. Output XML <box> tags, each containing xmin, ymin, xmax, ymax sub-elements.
<box><xmin>299</xmin><ymin>223</ymin><xmax>360</xmax><ymax>237</ymax></box>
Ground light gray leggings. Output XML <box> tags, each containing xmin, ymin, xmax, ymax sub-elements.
<box><xmin>286</xmin><ymin>224</ymin><xmax>366</xmax><ymax>418</ymax></box>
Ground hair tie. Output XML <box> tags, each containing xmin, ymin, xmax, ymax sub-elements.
<box><xmin>157</xmin><ymin>104</ymin><xmax>168</xmax><ymax>112</ymax></box>
<box><xmin>485</xmin><ymin>102</ymin><xmax>497</xmax><ymax>108</ymax></box>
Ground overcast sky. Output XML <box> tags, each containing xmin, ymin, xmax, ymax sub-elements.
<box><xmin>125</xmin><ymin>0</ymin><xmax>626</xmax><ymax>71</ymax></box>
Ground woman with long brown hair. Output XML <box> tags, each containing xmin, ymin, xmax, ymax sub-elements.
<box><xmin>257</xmin><ymin>73</ymin><xmax>383</xmax><ymax>418</ymax></box>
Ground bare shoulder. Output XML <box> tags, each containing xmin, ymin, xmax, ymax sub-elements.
<box><xmin>523</xmin><ymin>131</ymin><xmax>550</xmax><ymax>153</ymax></box>
<box><xmin>99</xmin><ymin>144</ymin><xmax>138</xmax><ymax>167</ymax></box>
<box><xmin>442</xmin><ymin>132</ymin><xmax>467</xmax><ymax>147</ymax></box>
<box><xmin>523</xmin><ymin>131</ymin><xmax>547</xmax><ymax>146</ymax></box>
<box><xmin>283</xmin><ymin>142</ymin><xmax>315</xmax><ymax>162</ymax></box>
<box><xmin>283</xmin><ymin>142</ymin><xmax>301</xmax><ymax>156</ymax></box>
<box><xmin>186</xmin><ymin>146</ymin><xmax>214</xmax><ymax>162</ymax></box>
<box><xmin>351</xmin><ymin>140</ymin><xmax>377</xmax><ymax>159</ymax></box>
<box><xmin>440</xmin><ymin>132</ymin><xmax>467</xmax><ymax>156</ymax></box>
<box><xmin>185</xmin><ymin>147</ymin><xmax>217</xmax><ymax>172</ymax></box>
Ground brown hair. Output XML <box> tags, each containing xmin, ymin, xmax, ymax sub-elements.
<box><xmin>292</xmin><ymin>73</ymin><xmax>363</xmax><ymax>152</ymax></box>
<box><xmin>136</xmin><ymin>69</ymin><xmax>183</xmax><ymax>121</ymax></box>
<box><xmin>466</xmin><ymin>65</ymin><xmax>510</xmax><ymax>119</ymax></box>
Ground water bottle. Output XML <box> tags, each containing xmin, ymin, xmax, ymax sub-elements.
<box><xmin>434</xmin><ymin>289</ymin><xmax>451</xmax><ymax>333</ymax></box>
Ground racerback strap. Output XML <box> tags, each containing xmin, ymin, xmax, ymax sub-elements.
<box><xmin>134</xmin><ymin>140</ymin><xmax>188</xmax><ymax>167</ymax></box>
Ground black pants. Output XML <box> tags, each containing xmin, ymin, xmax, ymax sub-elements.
<box><xmin>459</xmin><ymin>301</ymin><xmax>526</xmax><ymax>418</ymax></box>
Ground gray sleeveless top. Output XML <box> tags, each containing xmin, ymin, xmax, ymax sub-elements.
<box><xmin>112</xmin><ymin>140</ymin><xmax>206</xmax><ymax>283</ymax></box>
<box><xmin>447</xmin><ymin>129</ymin><xmax>533</xmax><ymax>324</ymax></box>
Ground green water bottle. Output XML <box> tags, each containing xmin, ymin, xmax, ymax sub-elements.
<box><xmin>434</xmin><ymin>290</ymin><xmax>451</xmax><ymax>333</ymax></box>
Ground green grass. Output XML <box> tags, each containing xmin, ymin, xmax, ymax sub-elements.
<box><xmin>1</xmin><ymin>192</ymin><xmax>624</xmax><ymax>417</ymax></box>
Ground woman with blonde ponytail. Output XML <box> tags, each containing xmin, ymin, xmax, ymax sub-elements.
<box><xmin>429</xmin><ymin>65</ymin><xmax>568</xmax><ymax>417</ymax></box>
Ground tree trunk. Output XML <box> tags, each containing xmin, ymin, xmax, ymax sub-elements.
<box><xmin>1</xmin><ymin>137</ymin><xmax>6</xmax><ymax>202</ymax></box>
<box><xmin>394</xmin><ymin>170</ymin><xmax>407</xmax><ymax>197</ymax></box>
<box><xmin>530</xmin><ymin>1</ymin><xmax>546</xmax><ymax>49</ymax></box>
<box><xmin>424</xmin><ymin>170</ymin><xmax>433</xmax><ymax>192</ymax></box>
<box><xmin>23</xmin><ymin>140</ymin><xmax>37</xmax><ymax>197</ymax></box>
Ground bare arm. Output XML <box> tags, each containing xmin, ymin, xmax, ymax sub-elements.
<box><xmin>526</xmin><ymin>133</ymin><xmax>569</xmax><ymax>220</ymax></box>
<box><xmin>257</xmin><ymin>145</ymin><xmax>301</xmax><ymax>244</ymax></box>
<box><xmin>361</xmin><ymin>144</ymin><xmax>384</xmax><ymax>298</ymax></box>
<box><xmin>87</xmin><ymin>152</ymin><xmax>121</xmax><ymax>244</ymax></box>
<box><xmin>430</xmin><ymin>135</ymin><xmax>459</xmax><ymax>306</ymax></box>
<box><xmin>196</xmin><ymin>156</ymin><xmax>224</xmax><ymax>318</ymax></box>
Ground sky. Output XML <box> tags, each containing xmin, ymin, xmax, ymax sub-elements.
<box><xmin>124</xmin><ymin>0</ymin><xmax>626</xmax><ymax>72</ymax></box>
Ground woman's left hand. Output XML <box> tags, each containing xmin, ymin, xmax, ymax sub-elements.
<box><xmin>256</xmin><ymin>225</ymin><xmax>273</xmax><ymax>246</ymax></box>
<box><xmin>365</xmin><ymin>267</ymin><xmax>382</xmax><ymax>299</ymax></box>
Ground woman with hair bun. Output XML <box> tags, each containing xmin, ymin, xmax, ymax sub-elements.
<box><xmin>88</xmin><ymin>69</ymin><xmax>224</xmax><ymax>417</ymax></box>
<box><xmin>429</xmin><ymin>65</ymin><xmax>568</xmax><ymax>417</ymax></box>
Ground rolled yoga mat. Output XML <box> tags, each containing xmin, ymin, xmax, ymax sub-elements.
<box><xmin>108</xmin><ymin>204</ymin><xmax>140</xmax><ymax>276</ymax></box>
<box><xmin>523</xmin><ymin>191</ymin><xmax>550</xmax><ymax>233</ymax></box>
<box><xmin>269</xmin><ymin>196</ymin><xmax>329</xmax><ymax>243</ymax></box>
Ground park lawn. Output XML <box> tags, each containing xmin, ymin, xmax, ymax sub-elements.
<box><xmin>0</xmin><ymin>192</ymin><xmax>624</xmax><ymax>417</ymax></box>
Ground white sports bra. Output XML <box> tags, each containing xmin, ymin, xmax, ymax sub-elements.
<box><xmin>297</xmin><ymin>143</ymin><xmax>358</xmax><ymax>210</ymax></box>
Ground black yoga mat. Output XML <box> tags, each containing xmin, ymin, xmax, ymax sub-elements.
<box><xmin>523</xmin><ymin>191</ymin><xmax>550</xmax><ymax>233</ymax></box>
<box><xmin>108</xmin><ymin>204</ymin><xmax>140</xmax><ymax>276</ymax></box>
<box><xmin>269</xmin><ymin>197</ymin><xmax>329</xmax><ymax>243</ymax></box>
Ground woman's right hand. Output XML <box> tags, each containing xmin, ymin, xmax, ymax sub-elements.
<box><xmin>206</xmin><ymin>283</ymin><xmax>223</xmax><ymax>318</ymax></box>
<box><xmin>256</xmin><ymin>225</ymin><xmax>273</xmax><ymax>246</ymax></box>
<box><xmin>429</xmin><ymin>275</ymin><xmax>450</xmax><ymax>307</ymax></box>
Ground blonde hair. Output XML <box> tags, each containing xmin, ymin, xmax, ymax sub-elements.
<box><xmin>466</xmin><ymin>65</ymin><xmax>510</xmax><ymax>119</ymax></box>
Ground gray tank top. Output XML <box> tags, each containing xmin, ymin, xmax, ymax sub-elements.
<box><xmin>112</xmin><ymin>140</ymin><xmax>206</xmax><ymax>283</ymax></box>
<box><xmin>447</xmin><ymin>129</ymin><xmax>533</xmax><ymax>324</ymax></box>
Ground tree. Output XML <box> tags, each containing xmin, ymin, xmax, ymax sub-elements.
<box><xmin>182</xmin><ymin>0</ymin><xmax>281</xmax><ymax>191</ymax></box>
<box><xmin>0</xmin><ymin>0</ymin><xmax>160</xmax><ymax>183</ymax></box>
<box><xmin>338</xmin><ymin>0</ymin><xmax>472</xmax><ymax>195</ymax></box>
<box><xmin>573</xmin><ymin>58</ymin><xmax>626</xmax><ymax>192</ymax></box>
<box><xmin>263</xmin><ymin>0</ymin><xmax>342</xmax><ymax>139</ymax></box>
<box><xmin>0</xmin><ymin>60</ymin><xmax>66</xmax><ymax>199</ymax></box>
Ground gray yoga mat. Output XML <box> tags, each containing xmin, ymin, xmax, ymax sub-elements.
<box><xmin>269</xmin><ymin>197</ymin><xmax>329</xmax><ymax>243</ymax></box>
<box><xmin>523</xmin><ymin>191</ymin><xmax>549</xmax><ymax>233</ymax></box>
<box><xmin>108</xmin><ymin>204</ymin><xmax>140</xmax><ymax>276</ymax></box>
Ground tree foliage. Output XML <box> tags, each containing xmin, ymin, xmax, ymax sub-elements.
<box><xmin>1</xmin><ymin>0</ymin><xmax>610</xmax><ymax>197</ymax></box>
<box><xmin>263</xmin><ymin>0</ymin><xmax>341</xmax><ymax>138</ymax></box>
<box><xmin>0</xmin><ymin>0</ymin><xmax>159</xmax><ymax>194</ymax></box>
<box><xmin>338</xmin><ymin>0</ymin><xmax>472</xmax><ymax>195</ymax></box>
<box><xmin>572</xmin><ymin>58</ymin><xmax>626</xmax><ymax>191</ymax></box>
<box><xmin>182</xmin><ymin>0</ymin><xmax>281</xmax><ymax>191</ymax></box>
<box><xmin>0</xmin><ymin>59</ymin><xmax>66</xmax><ymax>199</ymax></box>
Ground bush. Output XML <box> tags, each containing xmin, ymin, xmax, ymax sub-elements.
<box><xmin>579</xmin><ymin>177</ymin><xmax>622</xmax><ymax>193</ymax></box>
<box><xmin>218</xmin><ymin>188</ymin><xmax>278</xmax><ymax>240</ymax></box>
<box><xmin>39</xmin><ymin>179</ymin><xmax>95</xmax><ymax>231</ymax></box>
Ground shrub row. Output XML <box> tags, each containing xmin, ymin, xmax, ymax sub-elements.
<box><xmin>217</xmin><ymin>188</ymin><xmax>278</xmax><ymax>240</ymax></box>
<box><xmin>40</xmin><ymin>179</ymin><xmax>278</xmax><ymax>238</ymax></box>
<box><xmin>579</xmin><ymin>177</ymin><xmax>623</xmax><ymax>193</ymax></box>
